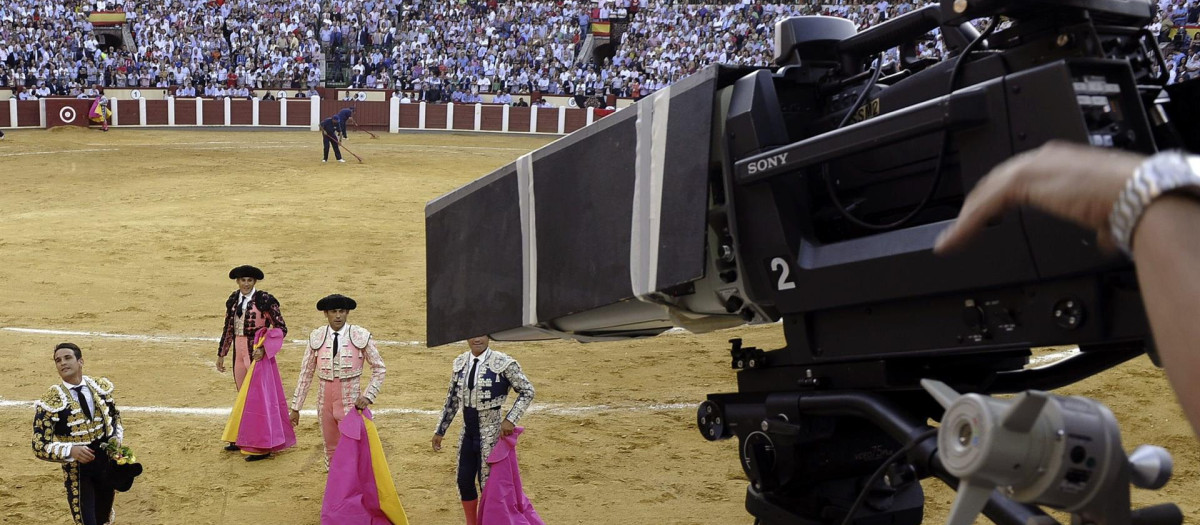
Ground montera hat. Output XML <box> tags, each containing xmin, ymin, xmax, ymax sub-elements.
<box><xmin>317</xmin><ymin>294</ymin><xmax>357</xmax><ymax>311</ymax></box>
<box><xmin>229</xmin><ymin>265</ymin><xmax>265</xmax><ymax>280</ymax></box>
<box><xmin>94</xmin><ymin>451</ymin><xmax>143</xmax><ymax>492</ymax></box>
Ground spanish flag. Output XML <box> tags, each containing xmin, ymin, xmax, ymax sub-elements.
<box><xmin>88</xmin><ymin>11</ymin><xmax>127</xmax><ymax>26</ymax></box>
<box><xmin>321</xmin><ymin>408</ymin><xmax>409</xmax><ymax>525</ymax></box>
<box><xmin>1169</xmin><ymin>24</ymin><xmax>1200</xmax><ymax>39</ymax></box>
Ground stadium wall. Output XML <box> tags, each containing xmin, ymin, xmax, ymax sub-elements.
<box><xmin>2</xmin><ymin>96</ymin><xmax>614</xmax><ymax>135</ymax></box>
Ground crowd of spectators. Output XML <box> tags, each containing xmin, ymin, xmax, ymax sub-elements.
<box><xmin>1</xmin><ymin>0</ymin><xmax>1197</xmax><ymax>103</ymax></box>
<box><xmin>1153</xmin><ymin>0</ymin><xmax>1200</xmax><ymax>82</ymax></box>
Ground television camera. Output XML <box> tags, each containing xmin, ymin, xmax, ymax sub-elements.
<box><xmin>425</xmin><ymin>0</ymin><xmax>1196</xmax><ymax>522</ymax></box>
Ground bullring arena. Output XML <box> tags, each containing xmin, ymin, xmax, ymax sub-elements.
<box><xmin>1</xmin><ymin>122</ymin><xmax>1197</xmax><ymax>524</ymax></box>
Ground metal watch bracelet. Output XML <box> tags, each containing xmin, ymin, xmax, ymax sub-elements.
<box><xmin>1109</xmin><ymin>151</ymin><xmax>1200</xmax><ymax>256</ymax></box>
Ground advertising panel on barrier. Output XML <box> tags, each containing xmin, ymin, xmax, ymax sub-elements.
<box><xmin>335</xmin><ymin>89</ymin><xmax>388</xmax><ymax>102</ymax></box>
<box><xmin>45</xmin><ymin>99</ymin><xmax>95</xmax><ymax>128</ymax></box>
<box><xmin>7</xmin><ymin>95</ymin><xmax>613</xmax><ymax>133</ymax></box>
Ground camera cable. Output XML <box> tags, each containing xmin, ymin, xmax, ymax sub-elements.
<box><xmin>822</xmin><ymin>16</ymin><xmax>1001</xmax><ymax>231</ymax></box>
<box><xmin>837</xmin><ymin>428</ymin><xmax>939</xmax><ymax>525</ymax></box>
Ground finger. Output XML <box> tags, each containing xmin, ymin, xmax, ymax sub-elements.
<box><xmin>934</xmin><ymin>160</ymin><xmax>1023</xmax><ymax>254</ymax></box>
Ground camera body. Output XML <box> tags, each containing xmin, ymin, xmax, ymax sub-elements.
<box><xmin>425</xmin><ymin>0</ymin><xmax>1188</xmax><ymax>522</ymax></box>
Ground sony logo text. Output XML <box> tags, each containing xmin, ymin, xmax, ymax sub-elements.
<box><xmin>747</xmin><ymin>153</ymin><xmax>790</xmax><ymax>175</ymax></box>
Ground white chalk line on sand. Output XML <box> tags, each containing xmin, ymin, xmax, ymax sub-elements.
<box><xmin>85</xmin><ymin>141</ymin><xmax>296</xmax><ymax>146</ymax></box>
<box><xmin>7</xmin><ymin>323</ymin><xmax>1080</xmax><ymax>364</ymax></box>
<box><xmin>2</xmin><ymin>327</ymin><xmax>423</xmax><ymax>347</ymax></box>
<box><xmin>392</xmin><ymin>144</ymin><xmax>531</xmax><ymax>152</ymax></box>
<box><xmin>0</xmin><ymin>148</ymin><xmax>120</xmax><ymax>157</ymax></box>
<box><xmin>1</xmin><ymin>326</ymin><xmax>696</xmax><ymax>347</ymax></box>
<box><xmin>0</xmin><ymin>396</ymin><xmax>693</xmax><ymax>418</ymax></box>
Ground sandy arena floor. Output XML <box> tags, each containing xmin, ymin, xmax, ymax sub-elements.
<box><xmin>0</xmin><ymin>128</ymin><xmax>1195</xmax><ymax>525</ymax></box>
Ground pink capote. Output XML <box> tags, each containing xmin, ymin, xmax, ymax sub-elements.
<box><xmin>321</xmin><ymin>408</ymin><xmax>404</xmax><ymax>525</ymax></box>
<box><xmin>88</xmin><ymin>96</ymin><xmax>102</xmax><ymax>118</ymax></box>
<box><xmin>477</xmin><ymin>427</ymin><xmax>544</xmax><ymax>525</ymax></box>
<box><xmin>236</xmin><ymin>327</ymin><xmax>297</xmax><ymax>453</ymax></box>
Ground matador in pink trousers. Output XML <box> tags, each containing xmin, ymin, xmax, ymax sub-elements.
<box><xmin>290</xmin><ymin>294</ymin><xmax>386</xmax><ymax>467</ymax></box>
<box><xmin>218</xmin><ymin>264</ymin><xmax>287</xmax><ymax>454</ymax></box>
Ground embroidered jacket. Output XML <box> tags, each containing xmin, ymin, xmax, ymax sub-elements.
<box><xmin>218</xmin><ymin>289</ymin><xmax>287</xmax><ymax>357</ymax></box>
<box><xmin>291</xmin><ymin>325</ymin><xmax>386</xmax><ymax>411</ymax></box>
<box><xmin>32</xmin><ymin>376</ymin><xmax>124</xmax><ymax>462</ymax></box>
<box><xmin>435</xmin><ymin>349</ymin><xmax>535</xmax><ymax>488</ymax></box>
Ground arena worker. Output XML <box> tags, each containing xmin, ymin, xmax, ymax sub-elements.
<box><xmin>320</xmin><ymin>114</ymin><xmax>345</xmax><ymax>163</ymax></box>
<box><xmin>217</xmin><ymin>265</ymin><xmax>288</xmax><ymax>453</ymax></box>
<box><xmin>432</xmin><ymin>335</ymin><xmax>536</xmax><ymax>525</ymax></box>
<box><xmin>290</xmin><ymin>294</ymin><xmax>387</xmax><ymax>467</ymax></box>
<box><xmin>336</xmin><ymin>106</ymin><xmax>356</xmax><ymax>140</ymax></box>
<box><xmin>33</xmin><ymin>343</ymin><xmax>140</xmax><ymax>525</ymax></box>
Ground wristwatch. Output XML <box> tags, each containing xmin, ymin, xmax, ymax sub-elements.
<box><xmin>1109</xmin><ymin>151</ymin><xmax>1200</xmax><ymax>256</ymax></box>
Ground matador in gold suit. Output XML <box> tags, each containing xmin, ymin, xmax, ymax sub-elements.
<box><xmin>33</xmin><ymin>343</ymin><xmax>126</xmax><ymax>525</ymax></box>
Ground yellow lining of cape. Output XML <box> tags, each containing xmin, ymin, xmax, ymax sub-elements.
<box><xmin>220</xmin><ymin>329</ymin><xmax>264</xmax><ymax>445</ymax></box>
<box><xmin>220</xmin><ymin>359</ymin><xmax>256</xmax><ymax>443</ymax></box>
<box><xmin>364</xmin><ymin>415</ymin><xmax>409</xmax><ymax>525</ymax></box>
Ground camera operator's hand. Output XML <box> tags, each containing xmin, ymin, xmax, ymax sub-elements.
<box><xmin>939</xmin><ymin>142</ymin><xmax>1200</xmax><ymax>441</ymax></box>
<box><xmin>69</xmin><ymin>445</ymin><xmax>96</xmax><ymax>464</ymax></box>
<box><xmin>934</xmin><ymin>141</ymin><xmax>1144</xmax><ymax>253</ymax></box>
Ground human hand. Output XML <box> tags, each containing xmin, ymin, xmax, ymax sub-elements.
<box><xmin>354</xmin><ymin>396</ymin><xmax>370</xmax><ymax>410</ymax></box>
<box><xmin>431</xmin><ymin>434</ymin><xmax>443</xmax><ymax>451</ymax></box>
<box><xmin>252</xmin><ymin>347</ymin><xmax>264</xmax><ymax>361</ymax></box>
<box><xmin>501</xmin><ymin>419</ymin><xmax>515</xmax><ymax>436</ymax></box>
<box><xmin>70</xmin><ymin>445</ymin><xmax>96</xmax><ymax>464</ymax></box>
<box><xmin>216</xmin><ymin>356</ymin><xmax>226</xmax><ymax>373</ymax></box>
<box><xmin>289</xmin><ymin>409</ymin><xmax>300</xmax><ymax>427</ymax></box>
<box><xmin>934</xmin><ymin>141</ymin><xmax>1145</xmax><ymax>254</ymax></box>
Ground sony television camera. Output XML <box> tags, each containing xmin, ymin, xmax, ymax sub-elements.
<box><xmin>425</xmin><ymin>0</ymin><xmax>1195</xmax><ymax>522</ymax></box>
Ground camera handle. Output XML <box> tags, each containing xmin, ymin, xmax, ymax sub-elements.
<box><xmin>922</xmin><ymin>379</ymin><xmax>1180</xmax><ymax>525</ymax></box>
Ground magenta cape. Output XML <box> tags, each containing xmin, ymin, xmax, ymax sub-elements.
<box><xmin>88</xmin><ymin>97</ymin><xmax>110</xmax><ymax>120</ymax></box>
<box><xmin>477</xmin><ymin>427</ymin><xmax>544</xmax><ymax>525</ymax></box>
<box><xmin>221</xmin><ymin>327</ymin><xmax>296</xmax><ymax>453</ymax></box>
<box><xmin>321</xmin><ymin>408</ymin><xmax>409</xmax><ymax>525</ymax></box>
